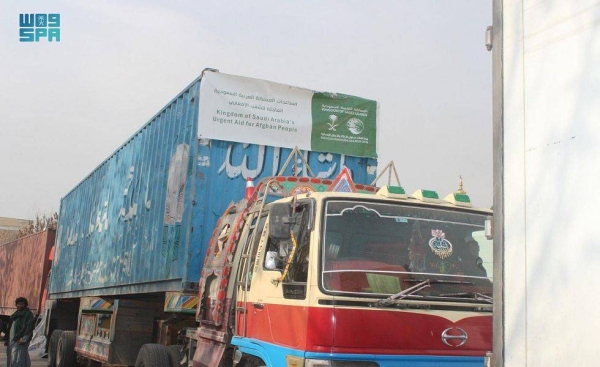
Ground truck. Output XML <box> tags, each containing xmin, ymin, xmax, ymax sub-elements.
<box><xmin>43</xmin><ymin>69</ymin><xmax>376</xmax><ymax>366</ymax></box>
<box><xmin>0</xmin><ymin>230</ymin><xmax>55</xmax><ymax>337</ymax></box>
<box><xmin>491</xmin><ymin>0</ymin><xmax>600</xmax><ymax>366</ymax></box>
<box><xmin>188</xmin><ymin>171</ymin><xmax>494</xmax><ymax>367</ymax></box>
<box><xmin>43</xmin><ymin>69</ymin><xmax>494</xmax><ymax>367</ymax></box>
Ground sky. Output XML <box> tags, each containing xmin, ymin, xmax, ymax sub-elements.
<box><xmin>0</xmin><ymin>1</ymin><xmax>492</xmax><ymax>220</ymax></box>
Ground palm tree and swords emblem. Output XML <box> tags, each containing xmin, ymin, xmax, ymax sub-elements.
<box><xmin>327</xmin><ymin>115</ymin><xmax>340</xmax><ymax>131</ymax></box>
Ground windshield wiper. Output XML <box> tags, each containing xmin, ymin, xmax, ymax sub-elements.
<box><xmin>375</xmin><ymin>280</ymin><xmax>431</xmax><ymax>307</ymax></box>
<box><xmin>374</xmin><ymin>278</ymin><xmax>480</xmax><ymax>307</ymax></box>
<box><xmin>403</xmin><ymin>278</ymin><xmax>474</xmax><ymax>285</ymax></box>
<box><xmin>437</xmin><ymin>292</ymin><xmax>493</xmax><ymax>303</ymax></box>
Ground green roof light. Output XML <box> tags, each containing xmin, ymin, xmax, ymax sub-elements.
<box><xmin>376</xmin><ymin>185</ymin><xmax>407</xmax><ymax>199</ymax></box>
<box><xmin>454</xmin><ymin>193</ymin><xmax>471</xmax><ymax>203</ymax></box>
<box><xmin>388</xmin><ymin>186</ymin><xmax>406</xmax><ymax>195</ymax></box>
<box><xmin>421</xmin><ymin>190</ymin><xmax>439</xmax><ymax>199</ymax></box>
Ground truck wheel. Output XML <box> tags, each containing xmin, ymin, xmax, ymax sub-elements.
<box><xmin>239</xmin><ymin>355</ymin><xmax>267</xmax><ymax>367</ymax></box>
<box><xmin>167</xmin><ymin>345</ymin><xmax>182</xmax><ymax>367</ymax></box>
<box><xmin>56</xmin><ymin>331</ymin><xmax>76</xmax><ymax>367</ymax></box>
<box><xmin>135</xmin><ymin>344</ymin><xmax>170</xmax><ymax>367</ymax></box>
<box><xmin>47</xmin><ymin>329</ymin><xmax>63</xmax><ymax>367</ymax></box>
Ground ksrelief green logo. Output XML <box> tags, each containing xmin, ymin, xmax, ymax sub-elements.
<box><xmin>346</xmin><ymin>118</ymin><xmax>364</xmax><ymax>135</ymax></box>
<box><xmin>311</xmin><ymin>92</ymin><xmax>377</xmax><ymax>158</ymax></box>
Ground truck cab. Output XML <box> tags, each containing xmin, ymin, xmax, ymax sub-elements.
<box><xmin>193</xmin><ymin>175</ymin><xmax>493</xmax><ymax>367</ymax></box>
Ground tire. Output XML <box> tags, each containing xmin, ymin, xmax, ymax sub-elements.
<box><xmin>239</xmin><ymin>356</ymin><xmax>267</xmax><ymax>367</ymax></box>
<box><xmin>167</xmin><ymin>345</ymin><xmax>182</xmax><ymax>367</ymax></box>
<box><xmin>56</xmin><ymin>331</ymin><xmax>76</xmax><ymax>367</ymax></box>
<box><xmin>47</xmin><ymin>329</ymin><xmax>63</xmax><ymax>367</ymax></box>
<box><xmin>135</xmin><ymin>344</ymin><xmax>170</xmax><ymax>367</ymax></box>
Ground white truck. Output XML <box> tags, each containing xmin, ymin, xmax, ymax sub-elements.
<box><xmin>493</xmin><ymin>0</ymin><xmax>600</xmax><ymax>365</ymax></box>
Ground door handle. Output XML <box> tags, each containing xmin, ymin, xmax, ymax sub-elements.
<box><xmin>252</xmin><ymin>303</ymin><xmax>264</xmax><ymax>309</ymax></box>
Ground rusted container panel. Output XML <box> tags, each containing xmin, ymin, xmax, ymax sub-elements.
<box><xmin>0</xmin><ymin>230</ymin><xmax>55</xmax><ymax>316</ymax></box>
<box><xmin>50</xmin><ymin>76</ymin><xmax>378</xmax><ymax>299</ymax></box>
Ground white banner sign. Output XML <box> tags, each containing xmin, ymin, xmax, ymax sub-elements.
<box><xmin>198</xmin><ymin>71</ymin><xmax>377</xmax><ymax>158</ymax></box>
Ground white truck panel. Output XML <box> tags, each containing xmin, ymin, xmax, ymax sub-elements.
<box><xmin>502</xmin><ymin>1</ymin><xmax>527</xmax><ymax>364</ymax></box>
<box><xmin>503</xmin><ymin>0</ymin><xmax>600</xmax><ymax>365</ymax></box>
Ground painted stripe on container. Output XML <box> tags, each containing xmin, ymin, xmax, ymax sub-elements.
<box><xmin>89</xmin><ymin>299</ymin><xmax>114</xmax><ymax>310</ymax></box>
<box><xmin>165</xmin><ymin>292</ymin><xmax>198</xmax><ymax>312</ymax></box>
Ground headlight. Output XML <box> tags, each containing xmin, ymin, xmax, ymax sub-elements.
<box><xmin>286</xmin><ymin>356</ymin><xmax>307</xmax><ymax>367</ymax></box>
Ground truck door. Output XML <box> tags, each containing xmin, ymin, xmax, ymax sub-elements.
<box><xmin>236</xmin><ymin>200</ymin><xmax>313</xmax><ymax>348</ymax></box>
<box><xmin>235</xmin><ymin>212</ymin><xmax>268</xmax><ymax>337</ymax></box>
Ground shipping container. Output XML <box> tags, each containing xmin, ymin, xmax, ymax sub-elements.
<box><xmin>0</xmin><ymin>229</ymin><xmax>54</xmax><ymax>317</ymax></box>
<box><xmin>49</xmin><ymin>75</ymin><xmax>377</xmax><ymax>299</ymax></box>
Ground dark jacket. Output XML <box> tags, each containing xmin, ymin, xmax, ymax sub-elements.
<box><xmin>10</xmin><ymin>308</ymin><xmax>35</xmax><ymax>343</ymax></box>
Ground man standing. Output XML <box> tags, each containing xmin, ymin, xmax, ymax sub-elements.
<box><xmin>7</xmin><ymin>297</ymin><xmax>35</xmax><ymax>367</ymax></box>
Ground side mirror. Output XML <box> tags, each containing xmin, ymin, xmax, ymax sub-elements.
<box><xmin>269</xmin><ymin>202</ymin><xmax>293</xmax><ymax>240</ymax></box>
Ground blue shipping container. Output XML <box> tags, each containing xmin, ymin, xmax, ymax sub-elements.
<box><xmin>50</xmin><ymin>75</ymin><xmax>378</xmax><ymax>299</ymax></box>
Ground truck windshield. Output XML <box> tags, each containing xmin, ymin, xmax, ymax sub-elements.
<box><xmin>321</xmin><ymin>200</ymin><xmax>492</xmax><ymax>301</ymax></box>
